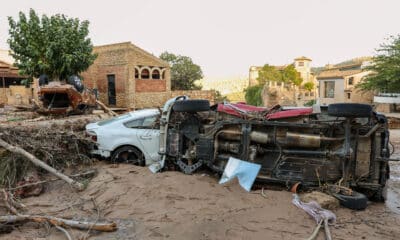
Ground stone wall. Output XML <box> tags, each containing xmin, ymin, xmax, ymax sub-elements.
<box><xmin>171</xmin><ymin>90</ymin><xmax>216</xmax><ymax>105</ymax></box>
<box><xmin>134</xmin><ymin>92</ymin><xmax>171</xmax><ymax>109</ymax></box>
<box><xmin>133</xmin><ymin>90</ymin><xmax>216</xmax><ymax>109</ymax></box>
<box><xmin>0</xmin><ymin>89</ymin><xmax>7</xmax><ymax>104</ymax></box>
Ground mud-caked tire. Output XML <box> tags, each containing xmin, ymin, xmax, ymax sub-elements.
<box><xmin>173</xmin><ymin>99</ymin><xmax>210</xmax><ymax>113</ymax></box>
<box><xmin>332</xmin><ymin>191</ymin><xmax>368</xmax><ymax>210</ymax></box>
<box><xmin>111</xmin><ymin>146</ymin><xmax>145</xmax><ymax>166</ymax></box>
<box><xmin>328</xmin><ymin>103</ymin><xmax>372</xmax><ymax>118</ymax></box>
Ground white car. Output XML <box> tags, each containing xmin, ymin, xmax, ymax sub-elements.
<box><xmin>85</xmin><ymin>108</ymin><xmax>161</xmax><ymax>165</ymax></box>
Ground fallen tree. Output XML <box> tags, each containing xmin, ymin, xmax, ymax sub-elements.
<box><xmin>0</xmin><ymin>115</ymin><xmax>102</xmax><ymax>187</ymax></box>
<box><xmin>0</xmin><ymin>138</ymin><xmax>84</xmax><ymax>191</ymax></box>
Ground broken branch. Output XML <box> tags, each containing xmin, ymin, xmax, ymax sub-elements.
<box><xmin>96</xmin><ymin>100</ymin><xmax>118</xmax><ymax>117</ymax></box>
<box><xmin>0</xmin><ymin>138</ymin><xmax>84</xmax><ymax>191</ymax></box>
<box><xmin>7</xmin><ymin>170</ymin><xmax>97</xmax><ymax>191</ymax></box>
<box><xmin>0</xmin><ymin>215</ymin><xmax>117</xmax><ymax>232</ymax></box>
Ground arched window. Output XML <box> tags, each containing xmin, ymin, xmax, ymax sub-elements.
<box><xmin>134</xmin><ymin>67</ymin><xmax>140</xmax><ymax>79</ymax></box>
<box><xmin>152</xmin><ymin>69</ymin><xmax>160</xmax><ymax>79</ymax></box>
<box><xmin>141</xmin><ymin>68</ymin><xmax>150</xmax><ymax>79</ymax></box>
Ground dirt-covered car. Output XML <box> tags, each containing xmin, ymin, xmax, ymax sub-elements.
<box><xmin>157</xmin><ymin>97</ymin><xmax>392</xmax><ymax>205</ymax></box>
<box><xmin>37</xmin><ymin>75</ymin><xmax>97</xmax><ymax>114</ymax></box>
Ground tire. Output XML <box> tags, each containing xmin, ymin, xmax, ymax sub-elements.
<box><xmin>328</xmin><ymin>103</ymin><xmax>372</xmax><ymax>118</ymax></box>
<box><xmin>332</xmin><ymin>191</ymin><xmax>368</xmax><ymax>210</ymax></box>
<box><xmin>173</xmin><ymin>99</ymin><xmax>210</xmax><ymax>113</ymax></box>
<box><xmin>111</xmin><ymin>146</ymin><xmax>145</xmax><ymax>166</ymax></box>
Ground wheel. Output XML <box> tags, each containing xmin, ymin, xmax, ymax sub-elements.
<box><xmin>172</xmin><ymin>99</ymin><xmax>210</xmax><ymax>113</ymax></box>
<box><xmin>328</xmin><ymin>103</ymin><xmax>372</xmax><ymax>118</ymax></box>
<box><xmin>111</xmin><ymin>146</ymin><xmax>145</xmax><ymax>166</ymax></box>
<box><xmin>332</xmin><ymin>191</ymin><xmax>368</xmax><ymax>210</ymax></box>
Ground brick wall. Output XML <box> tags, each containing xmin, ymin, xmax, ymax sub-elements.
<box><xmin>136</xmin><ymin>79</ymin><xmax>166</xmax><ymax>92</ymax></box>
<box><xmin>81</xmin><ymin>42</ymin><xmax>171</xmax><ymax>109</ymax></box>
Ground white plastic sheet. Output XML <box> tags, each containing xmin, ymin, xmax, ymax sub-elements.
<box><xmin>219</xmin><ymin>157</ymin><xmax>261</xmax><ymax>192</ymax></box>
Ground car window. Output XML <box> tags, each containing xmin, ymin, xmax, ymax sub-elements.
<box><xmin>124</xmin><ymin>115</ymin><xmax>157</xmax><ymax>129</ymax></box>
<box><xmin>97</xmin><ymin>113</ymin><xmax>131</xmax><ymax>126</ymax></box>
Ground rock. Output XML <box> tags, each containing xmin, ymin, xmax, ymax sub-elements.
<box><xmin>300</xmin><ymin>191</ymin><xmax>339</xmax><ymax>210</ymax></box>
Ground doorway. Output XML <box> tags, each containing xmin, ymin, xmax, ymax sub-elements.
<box><xmin>107</xmin><ymin>74</ymin><xmax>116</xmax><ymax>105</ymax></box>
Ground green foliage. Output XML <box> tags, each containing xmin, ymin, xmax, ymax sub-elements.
<box><xmin>257</xmin><ymin>64</ymin><xmax>281</xmax><ymax>85</ymax></box>
<box><xmin>257</xmin><ymin>64</ymin><xmax>303</xmax><ymax>86</ymax></box>
<box><xmin>7</xmin><ymin>9</ymin><xmax>97</xmax><ymax>81</ymax></box>
<box><xmin>304</xmin><ymin>99</ymin><xmax>316</xmax><ymax>106</ymax></box>
<box><xmin>245</xmin><ymin>85</ymin><xmax>263</xmax><ymax>106</ymax></box>
<box><xmin>213</xmin><ymin>89</ymin><xmax>227</xmax><ymax>103</ymax></box>
<box><xmin>303</xmin><ymin>82</ymin><xmax>315</xmax><ymax>92</ymax></box>
<box><xmin>159</xmin><ymin>51</ymin><xmax>203</xmax><ymax>90</ymax></box>
<box><xmin>358</xmin><ymin>35</ymin><xmax>400</xmax><ymax>92</ymax></box>
<box><xmin>282</xmin><ymin>65</ymin><xmax>302</xmax><ymax>86</ymax></box>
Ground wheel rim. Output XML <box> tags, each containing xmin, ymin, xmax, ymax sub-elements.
<box><xmin>115</xmin><ymin>150</ymin><xmax>142</xmax><ymax>164</ymax></box>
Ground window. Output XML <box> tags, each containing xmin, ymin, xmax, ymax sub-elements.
<box><xmin>298</xmin><ymin>62</ymin><xmax>304</xmax><ymax>67</ymax></box>
<box><xmin>348</xmin><ymin>77</ymin><xmax>354</xmax><ymax>85</ymax></box>
<box><xmin>347</xmin><ymin>93</ymin><xmax>351</xmax><ymax>99</ymax></box>
<box><xmin>152</xmin><ymin>69</ymin><xmax>160</xmax><ymax>79</ymax></box>
<box><xmin>97</xmin><ymin>113</ymin><xmax>131</xmax><ymax>126</ymax></box>
<box><xmin>141</xmin><ymin>69</ymin><xmax>150</xmax><ymax>79</ymax></box>
<box><xmin>305</xmin><ymin>92</ymin><xmax>309</xmax><ymax>97</ymax></box>
<box><xmin>310</xmin><ymin>92</ymin><xmax>314</xmax><ymax>97</ymax></box>
<box><xmin>324</xmin><ymin>81</ymin><xmax>335</xmax><ymax>98</ymax></box>
<box><xmin>124</xmin><ymin>115</ymin><xmax>158</xmax><ymax>128</ymax></box>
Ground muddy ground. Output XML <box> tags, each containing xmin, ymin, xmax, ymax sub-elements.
<box><xmin>1</xmin><ymin>130</ymin><xmax>400</xmax><ymax>239</ymax></box>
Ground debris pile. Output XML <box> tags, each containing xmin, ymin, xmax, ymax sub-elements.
<box><xmin>0</xmin><ymin>116</ymin><xmax>99</xmax><ymax>187</ymax></box>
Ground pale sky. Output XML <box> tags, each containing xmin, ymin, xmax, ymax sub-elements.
<box><xmin>1</xmin><ymin>0</ymin><xmax>399</xmax><ymax>78</ymax></box>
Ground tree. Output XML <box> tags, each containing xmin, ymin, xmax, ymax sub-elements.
<box><xmin>159</xmin><ymin>51</ymin><xmax>203</xmax><ymax>90</ymax></box>
<box><xmin>7</xmin><ymin>9</ymin><xmax>97</xmax><ymax>81</ymax></box>
<box><xmin>303</xmin><ymin>82</ymin><xmax>315</xmax><ymax>92</ymax></box>
<box><xmin>358</xmin><ymin>35</ymin><xmax>400</xmax><ymax>92</ymax></box>
<box><xmin>244</xmin><ymin>85</ymin><xmax>263</xmax><ymax>106</ymax></box>
<box><xmin>257</xmin><ymin>64</ymin><xmax>302</xmax><ymax>86</ymax></box>
<box><xmin>257</xmin><ymin>64</ymin><xmax>281</xmax><ymax>85</ymax></box>
<box><xmin>213</xmin><ymin>89</ymin><xmax>227</xmax><ymax>103</ymax></box>
<box><xmin>281</xmin><ymin>65</ymin><xmax>302</xmax><ymax>86</ymax></box>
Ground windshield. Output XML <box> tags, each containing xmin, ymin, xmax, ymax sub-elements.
<box><xmin>97</xmin><ymin>113</ymin><xmax>131</xmax><ymax>126</ymax></box>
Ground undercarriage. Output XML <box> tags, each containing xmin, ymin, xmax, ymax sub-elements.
<box><xmin>162</xmin><ymin>100</ymin><xmax>391</xmax><ymax>201</ymax></box>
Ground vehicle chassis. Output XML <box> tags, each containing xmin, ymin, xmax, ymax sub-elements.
<box><xmin>162</xmin><ymin>102</ymin><xmax>390</xmax><ymax>201</ymax></box>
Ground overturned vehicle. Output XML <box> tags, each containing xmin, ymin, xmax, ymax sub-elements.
<box><xmin>37</xmin><ymin>75</ymin><xmax>97</xmax><ymax>115</ymax></box>
<box><xmin>158</xmin><ymin>97</ymin><xmax>391</xmax><ymax>203</ymax></box>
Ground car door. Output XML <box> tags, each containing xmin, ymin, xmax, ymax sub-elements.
<box><xmin>124</xmin><ymin>115</ymin><xmax>160</xmax><ymax>161</ymax></box>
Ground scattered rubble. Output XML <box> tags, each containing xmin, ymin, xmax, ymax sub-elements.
<box><xmin>0</xmin><ymin>103</ymin><xmax>398</xmax><ymax>239</ymax></box>
<box><xmin>300</xmin><ymin>191</ymin><xmax>340</xmax><ymax>210</ymax></box>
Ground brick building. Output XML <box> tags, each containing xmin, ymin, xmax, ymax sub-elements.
<box><xmin>81</xmin><ymin>42</ymin><xmax>171</xmax><ymax>109</ymax></box>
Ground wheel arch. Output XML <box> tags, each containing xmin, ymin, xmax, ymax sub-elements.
<box><xmin>111</xmin><ymin>144</ymin><xmax>145</xmax><ymax>160</ymax></box>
